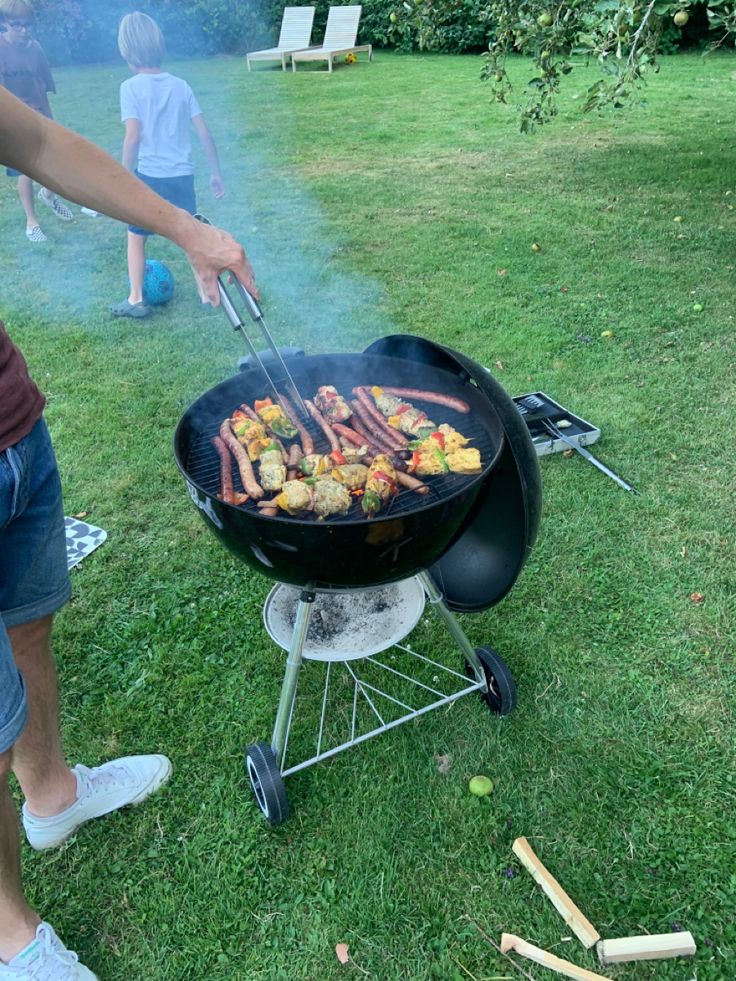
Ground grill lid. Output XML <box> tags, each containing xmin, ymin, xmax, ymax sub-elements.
<box><xmin>364</xmin><ymin>336</ymin><xmax>542</xmax><ymax>612</ymax></box>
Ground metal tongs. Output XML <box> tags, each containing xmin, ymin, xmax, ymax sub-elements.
<box><xmin>195</xmin><ymin>214</ymin><xmax>309</xmax><ymax>420</ymax></box>
<box><xmin>540</xmin><ymin>418</ymin><xmax>638</xmax><ymax>494</ymax></box>
<box><xmin>516</xmin><ymin>394</ymin><xmax>637</xmax><ymax>493</ymax></box>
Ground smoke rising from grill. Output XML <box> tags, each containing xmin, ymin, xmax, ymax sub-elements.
<box><xmin>2</xmin><ymin>1</ymin><xmax>395</xmax><ymax>363</ymax></box>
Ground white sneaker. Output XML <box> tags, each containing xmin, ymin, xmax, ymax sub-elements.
<box><xmin>0</xmin><ymin>923</ymin><xmax>97</xmax><ymax>979</ymax></box>
<box><xmin>37</xmin><ymin>189</ymin><xmax>74</xmax><ymax>222</ymax></box>
<box><xmin>22</xmin><ymin>754</ymin><xmax>172</xmax><ymax>851</ymax></box>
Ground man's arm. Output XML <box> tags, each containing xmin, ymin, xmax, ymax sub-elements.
<box><xmin>0</xmin><ymin>86</ymin><xmax>257</xmax><ymax>302</ymax></box>
<box><xmin>192</xmin><ymin>114</ymin><xmax>224</xmax><ymax>199</ymax></box>
<box><xmin>121</xmin><ymin>117</ymin><xmax>141</xmax><ymax>172</ymax></box>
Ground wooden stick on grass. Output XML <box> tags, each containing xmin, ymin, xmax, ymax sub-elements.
<box><xmin>500</xmin><ymin>934</ymin><xmax>610</xmax><ymax>981</ymax></box>
<box><xmin>597</xmin><ymin>932</ymin><xmax>696</xmax><ymax>965</ymax></box>
<box><xmin>465</xmin><ymin>917</ymin><xmax>537</xmax><ymax>981</ymax></box>
<box><xmin>512</xmin><ymin>838</ymin><xmax>600</xmax><ymax>949</ymax></box>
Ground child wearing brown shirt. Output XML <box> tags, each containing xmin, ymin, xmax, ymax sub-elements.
<box><xmin>0</xmin><ymin>0</ymin><xmax>74</xmax><ymax>241</ymax></box>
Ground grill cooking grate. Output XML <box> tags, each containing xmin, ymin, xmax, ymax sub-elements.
<box><xmin>184</xmin><ymin>403</ymin><xmax>498</xmax><ymax>523</ymax></box>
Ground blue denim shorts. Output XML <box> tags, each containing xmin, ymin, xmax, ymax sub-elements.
<box><xmin>129</xmin><ymin>171</ymin><xmax>197</xmax><ymax>236</ymax></box>
<box><xmin>0</xmin><ymin>418</ymin><xmax>71</xmax><ymax>754</ymax></box>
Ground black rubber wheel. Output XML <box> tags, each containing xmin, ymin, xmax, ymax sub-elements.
<box><xmin>244</xmin><ymin>741</ymin><xmax>289</xmax><ymax>826</ymax></box>
<box><xmin>466</xmin><ymin>645</ymin><xmax>517</xmax><ymax>715</ymax></box>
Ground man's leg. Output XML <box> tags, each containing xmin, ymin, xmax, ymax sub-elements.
<box><xmin>9</xmin><ymin>609</ymin><xmax>170</xmax><ymax>849</ymax></box>
<box><xmin>7</xmin><ymin>616</ymin><xmax>76</xmax><ymax>818</ymax></box>
<box><xmin>1</xmin><ymin>755</ymin><xmax>100</xmax><ymax>978</ymax></box>
<box><xmin>3</xmin><ymin>420</ymin><xmax>170</xmax><ymax>853</ymax></box>
<box><xmin>0</xmin><ymin>753</ymin><xmax>40</xmax><ymax>963</ymax></box>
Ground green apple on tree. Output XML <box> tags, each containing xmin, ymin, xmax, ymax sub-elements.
<box><xmin>387</xmin><ymin>0</ymin><xmax>736</xmax><ymax>132</ymax></box>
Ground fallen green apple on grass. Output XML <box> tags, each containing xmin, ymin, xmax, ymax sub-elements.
<box><xmin>469</xmin><ymin>775</ymin><xmax>494</xmax><ymax>797</ymax></box>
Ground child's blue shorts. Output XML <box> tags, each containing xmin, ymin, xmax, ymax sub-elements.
<box><xmin>129</xmin><ymin>171</ymin><xmax>197</xmax><ymax>236</ymax></box>
<box><xmin>0</xmin><ymin>418</ymin><xmax>71</xmax><ymax>754</ymax></box>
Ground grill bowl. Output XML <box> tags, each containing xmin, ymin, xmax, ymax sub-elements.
<box><xmin>174</xmin><ymin>352</ymin><xmax>505</xmax><ymax>589</ymax></box>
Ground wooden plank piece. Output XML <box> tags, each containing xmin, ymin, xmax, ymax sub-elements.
<box><xmin>597</xmin><ymin>932</ymin><xmax>696</xmax><ymax>964</ymax></box>
<box><xmin>512</xmin><ymin>837</ymin><xmax>600</xmax><ymax>949</ymax></box>
<box><xmin>501</xmin><ymin>934</ymin><xmax>610</xmax><ymax>981</ymax></box>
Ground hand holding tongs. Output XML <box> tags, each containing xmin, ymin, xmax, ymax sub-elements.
<box><xmin>195</xmin><ymin>214</ymin><xmax>309</xmax><ymax>420</ymax></box>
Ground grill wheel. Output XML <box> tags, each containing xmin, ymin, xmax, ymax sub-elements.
<box><xmin>466</xmin><ymin>646</ymin><xmax>517</xmax><ymax>715</ymax></box>
<box><xmin>244</xmin><ymin>741</ymin><xmax>289</xmax><ymax>826</ymax></box>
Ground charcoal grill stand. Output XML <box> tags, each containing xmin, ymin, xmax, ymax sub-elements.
<box><xmin>245</xmin><ymin>571</ymin><xmax>516</xmax><ymax>826</ymax></box>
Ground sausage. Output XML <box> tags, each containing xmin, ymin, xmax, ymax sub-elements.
<box><xmin>278</xmin><ymin>393</ymin><xmax>315</xmax><ymax>456</ymax></box>
<box><xmin>239</xmin><ymin>403</ymin><xmax>260</xmax><ymax>422</ymax></box>
<box><xmin>286</xmin><ymin>444</ymin><xmax>302</xmax><ymax>477</ymax></box>
<box><xmin>349</xmin><ymin>400</ymin><xmax>400</xmax><ymax>455</ymax></box>
<box><xmin>331</xmin><ymin>423</ymin><xmax>364</xmax><ymax>446</ymax></box>
<box><xmin>396</xmin><ymin>471</ymin><xmax>429</xmax><ymax>495</ymax></box>
<box><xmin>332</xmin><ymin>423</ymin><xmax>376</xmax><ymax>452</ymax></box>
<box><xmin>211</xmin><ymin>435</ymin><xmax>235</xmax><ymax>504</ymax></box>
<box><xmin>374</xmin><ymin>387</ymin><xmax>470</xmax><ymax>414</ymax></box>
<box><xmin>353</xmin><ymin>387</ymin><xmax>410</xmax><ymax>447</ymax></box>
<box><xmin>351</xmin><ymin>402</ymin><xmax>401</xmax><ymax>456</ymax></box>
<box><xmin>304</xmin><ymin>400</ymin><xmax>341</xmax><ymax>452</ymax></box>
<box><xmin>219</xmin><ymin>419</ymin><xmax>263</xmax><ymax>500</ymax></box>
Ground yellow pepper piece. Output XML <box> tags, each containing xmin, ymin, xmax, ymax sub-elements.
<box><xmin>371</xmin><ymin>386</ymin><xmax>384</xmax><ymax>397</ymax></box>
<box><xmin>388</xmin><ymin>415</ymin><xmax>401</xmax><ymax>428</ymax></box>
<box><xmin>260</xmin><ymin>406</ymin><xmax>281</xmax><ymax>424</ymax></box>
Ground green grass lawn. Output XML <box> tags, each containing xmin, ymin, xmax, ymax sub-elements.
<box><xmin>2</xmin><ymin>49</ymin><xmax>735</xmax><ymax>979</ymax></box>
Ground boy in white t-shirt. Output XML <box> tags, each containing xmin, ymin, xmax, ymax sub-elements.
<box><xmin>110</xmin><ymin>11</ymin><xmax>225</xmax><ymax>319</ymax></box>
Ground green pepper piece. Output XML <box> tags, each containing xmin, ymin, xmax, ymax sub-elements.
<box><xmin>433</xmin><ymin>447</ymin><xmax>449</xmax><ymax>473</ymax></box>
<box><xmin>362</xmin><ymin>490</ymin><xmax>382</xmax><ymax>515</ymax></box>
<box><xmin>270</xmin><ymin>418</ymin><xmax>298</xmax><ymax>438</ymax></box>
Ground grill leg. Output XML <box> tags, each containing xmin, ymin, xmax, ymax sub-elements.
<box><xmin>271</xmin><ymin>590</ymin><xmax>314</xmax><ymax>764</ymax></box>
<box><xmin>417</xmin><ymin>571</ymin><xmax>486</xmax><ymax>689</ymax></box>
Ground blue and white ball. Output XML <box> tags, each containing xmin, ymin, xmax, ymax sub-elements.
<box><xmin>141</xmin><ymin>259</ymin><xmax>175</xmax><ymax>306</ymax></box>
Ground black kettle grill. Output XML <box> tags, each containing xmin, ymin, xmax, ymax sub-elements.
<box><xmin>174</xmin><ymin>333</ymin><xmax>541</xmax><ymax>825</ymax></box>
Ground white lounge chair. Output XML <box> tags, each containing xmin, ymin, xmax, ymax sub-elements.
<box><xmin>291</xmin><ymin>5</ymin><xmax>372</xmax><ymax>73</ymax></box>
<box><xmin>246</xmin><ymin>6</ymin><xmax>316</xmax><ymax>71</ymax></box>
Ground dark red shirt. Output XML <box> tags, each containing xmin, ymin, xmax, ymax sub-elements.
<box><xmin>0</xmin><ymin>321</ymin><xmax>45</xmax><ymax>452</ymax></box>
<box><xmin>0</xmin><ymin>36</ymin><xmax>55</xmax><ymax>117</ymax></box>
